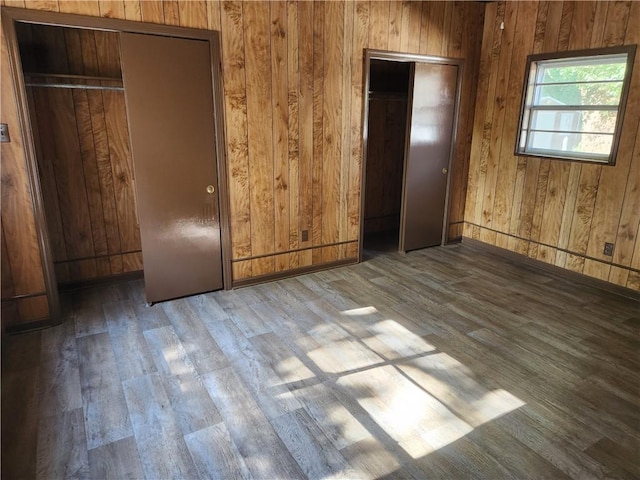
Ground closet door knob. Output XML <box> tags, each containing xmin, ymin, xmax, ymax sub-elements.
<box><xmin>206</xmin><ymin>185</ymin><xmax>215</xmax><ymax>194</ymax></box>
<box><xmin>441</xmin><ymin>168</ymin><xmax>448</xmax><ymax>174</ymax></box>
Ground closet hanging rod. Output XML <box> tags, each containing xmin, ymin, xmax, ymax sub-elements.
<box><xmin>24</xmin><ymin>72</ymin><xmax>123</xmax><ymax>83</ymax></box>
<box><xmin>25</xmin><ymin>83</ymin><xmax>124</xmax><ymax>92</ymax></box>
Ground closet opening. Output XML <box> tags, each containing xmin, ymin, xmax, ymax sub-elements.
<box><xmin>16</xmin><ymin>23</ymin><xmax>143</xmax><ymax>297</ymax></box>
<box><xmin>3</xmin><ymin>6</ymin><xmax>232</xmax><ymax>327</ymax></box>
<box><xmin>360</xmin><ymin>50</ymin><xmax>462</xmax><ymax>261</ymax></box>
<box><xmin>363</xmin><ymin>59</ymin><xmax>410</xmax><ymax>256</ymax></box>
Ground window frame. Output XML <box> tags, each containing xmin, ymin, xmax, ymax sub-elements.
<box><xmin>515</xmin><ymin>45</ymin><xmax>636</xmax><ymax>166</ymax></box>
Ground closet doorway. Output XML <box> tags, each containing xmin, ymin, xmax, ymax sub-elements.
<box><xmin>361</xmin><ymin>50</ymin><xmax>462</xmax><ymax>257</ymax></box>
<box><xmin>3</xmin><ymin>8</ymin><xmax>231</xmax><ymax>321</ymax></box>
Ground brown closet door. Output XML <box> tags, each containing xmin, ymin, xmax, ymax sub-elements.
<box><xmin>400</xmin><ymin>62</ymin><xmax>458</xmax><ymax>252</ymax></box>
<box><xmin>120</xmin><ymin>33</ymin><xmax>222</xmax><ymax>303</ymax></box>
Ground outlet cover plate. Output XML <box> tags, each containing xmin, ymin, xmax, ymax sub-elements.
<box><xmin>0</xmin><ymin>124</ymin><xmax>10</xmax><ymax>143</ymax></box>
<box><xmin>603</xmin><ymin>242</ymin><xmax>614</xmax><ymax>256</ymax></box>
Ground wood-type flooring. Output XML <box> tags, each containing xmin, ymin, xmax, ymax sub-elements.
<box><xmin>2</xmin><ymin>243</ymin><xmax>639</xmax><ymax>479</ymax></box>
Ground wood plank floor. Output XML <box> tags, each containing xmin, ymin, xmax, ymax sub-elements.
<box><xmin>2</xmin><ymin>243</ymin><xmax>639</xmax><ymax>479</ymax></box>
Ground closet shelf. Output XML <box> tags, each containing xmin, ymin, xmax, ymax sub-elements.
<box><xmin>24</xmin><ymin>72</ymin><xmax>124</xmax><ymax>91</ymax></box>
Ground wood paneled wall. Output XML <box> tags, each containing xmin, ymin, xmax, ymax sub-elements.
<box><xmin>22</xmin><ymin>25</ymin><xmax>142</xmax><ymax>286</ymax></box>
<box><xmin>1</xmin><ymin>0</ymin><xmax>485</xmax><ymax>329</ymax></box>
<box><xmin>1</xmin><ymin>13</ymin><xmax>49</xmax><ymax>329</ymax></box>
<box><xmin>464</xmin><ymin>1</ymin><xmax>640</xmax><ymax>291</ymax></box>
<box><xmin>219</xmin><ymin>0</ymin><xmax>484</xmax><ymax>279</ymax></box>
<box><xmin>364</xmin><ymin>96</ymin><xmax>407</xmax><ymax>234</ymax></box>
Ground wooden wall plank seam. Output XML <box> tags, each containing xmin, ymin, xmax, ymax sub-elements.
<box><xmin>244</xmin><ymin>1</ymin><xmax>275</xmax><ymax>276</ymax></box>
<box><xmin>286</xmin><ymin>0</ymin><xmax>300</xmax><ymax>270</ymax></box>
<box><xmin>297</xmin><ymin>0</ymin><xmax>313</xmax><ymax>268</ymax></box>
<box><xmin>311</xmin><ymin>0</ymin><xmax>324</xmax><ymax>265</ymax></box>
<box><xmin>270</xmin><ymin>0</ymin><xmax>289</xmax><ymax>272</ymax></box>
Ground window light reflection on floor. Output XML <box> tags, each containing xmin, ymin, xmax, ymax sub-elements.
<box><xmin>296</xmin><ymin>306</ymin><xmax>527</xmax><ymax>460</ymax></box>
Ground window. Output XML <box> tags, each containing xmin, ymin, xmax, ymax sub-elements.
<box><xmin>516</xmin><ymin>46</ymin><xmax>636</xmax><ymax>165</ymax></box>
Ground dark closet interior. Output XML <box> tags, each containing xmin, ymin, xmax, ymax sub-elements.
<box><xmin>17</xmin><ymin>23</ymin><xmax>142</xmax><ymax>289</ymax></box>
<box><xmin>363</xmin><ymin>59</ymin><xmax>410</xmax><ymax>253</ymax></box>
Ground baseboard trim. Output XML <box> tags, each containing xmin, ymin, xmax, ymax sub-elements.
<box><xmin>59</xmin><ymin>270</ymin><xmax>144</xmax><ymax>293</ymax></box>
<box><xmin>5</xmin><ymin>317</ymin><xmax>62</xmax><ymax>335</ymax></box>
<box><xmin>462</xmin><ymin>237</ymin><xmax>640</xmax><ymax>301</ymax></box>
<box><xmin>232</xmin><ymin>257</ymin><xmax>358</xmax><ymax>289</ymax></box>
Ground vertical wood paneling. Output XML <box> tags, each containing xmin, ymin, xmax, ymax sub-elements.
<box><xmin>492</xmin><ymin>2</ymin><xmax>536</xmax><ymax>234</ymax></box>
<box><xmin>613</xmin><ymin>124</ymin><xmax>640</xmax><ymax>270</ymax></box>
<box><xmin>1</xmin><ymin>226</ymin><xmax>15</xmax><ymax>300</ymax></box>
<box><xmin>408</xmin><ymin>2</ymin><xmax>422</xmax><ymax>54</ymax></box>
<box><xmin>311</xmin><ymin>0</ymin><xmax>324</xmax><ymax>265</ymax></box>
<box><xmin>556</xmin><ymin>2</ymin><xmax>598</xmax><ymax>256</ymax></box>
<box><xmin>287</xmin><ymin>0</ymin><xmax>299</xmax><ymax>269</ymax></box>
<box><xmin>99</xmin><ymin>1</ymin><xmax>126</xmax><ymax>19</ymax></box>
<box><xmin>207</xmin><ymin>1</ymin><xmax>221</xmax><ymax>32</ymax></box>
<box><xmin>465</xmin><ymin>1</ymin><xmax>640</xmax><ymax>291</ymax></box>
<box><xmin>139</xmin><ymin>1</ymin><xmax>163</xmax><ymax>24</ymax></box>
<box><xmin>123</xmin><ymin>3</ymin><xmax>141</xmax><ymax>22</ymax></box>
<box><xmin>449</xmin><ymin>2</ymin><xmax>484</xmax><ymax>240</ymax></box>
<box><xmin>21</xmin><ymin>27</ymin><xmax>139</xmax><ymax>287</ymax></box>
<box><xmin>29</xmin><ymin>89</ymin><xmax>67</xmax><ymax>275</ymax></box>
<box><xmin>20</xmin><ymin>1</ymin><xmax>55</xmax><ymax>10</ymax></box>
<box><xmin>103</xmin><ymin>92</ymin><xmax>138</xmax><ymax>253</ymax></box>
<box><xmin>47</xmin><ymin>88</ymin><xmax>96</xmax><ymax>260</ymax></box>
<box><xmin>321</xmin><ymin>1</ymin><xmax>343</xmax><ymax>262</ymax></box>
<box><xmin>347</xmin><ymin>1</ymin><xmax>369</xmax><ymax>247</ymax></box>
<box><xmin>388</xmin><ymin>0</ymin><xmax>402</xmax><ymax>53</ymax></box>
<box><xmin>364</xmin><ymin>98</ymin><xmax>406</xmax><ymax>234</ymax></box>
<box><xmin>58</xmin><ymin>1</ymin><xmax>99</xmax><ymax>15</ymax></box>
<box><xmin>271</xmin><ymin>1</ymin><xmax>289</xmax><ymax>272</ymax></box>
<box><xmin>368</xmin><ymin>0</ymin><xmax>389</xmax><ymax>51</ymax></box>
<box><xmin>481</xmin><ymin>1</ymin><xmax>516</xmax><ymax>229</ymax></box>
<box><xmin>220</xmin><ymin>0</ymin><xmax>251</xmax><ymax>279</ymax></box>
<box><xmin>243</xmin><ymin>1</ymin><xmax>275</xmax><ymax>276</ymax></box>
<box><xmin>339</xmin><ymin>0</ymin><xmax>353</xmax><ymax>260</ymax></box>
<box><xmin>2</xmin><ymin>0</ymin><xmax>488</xmax><ymax>313</ymax></box>
<box><xmin>467</xmin><ymin>1</ymin><xmax>502</xmax><ymax>227</ymax></box>
<box><xmin>178</xmin><ymin>0</ymin><xmax>206</xmax><ymax>29</ymax></box>
<box><xmin>425</xmin><ymin>1</ymin><xmax>445</xmax><ymax>55</ymax></box>
<box><xmin>586</xmin><ymin>1</ymin><xmax>636</xmax><ymax>263</ymax></box>
<box><xmin>1</xmin><ymin>16</ymin><xmax>49</xmax><ymax>326</ymax></box>
<box><xmin>162</xmin><ymin>0</ymin><xmax>180</xmax><ymax>26</ymax></box>
<box><xmin>297</xmin><ymin>0</ymin><xmax>313</xmax><ymax>267</ymax></box>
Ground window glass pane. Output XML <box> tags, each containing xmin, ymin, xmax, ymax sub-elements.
<box><xmin>534</xmin><ymin>82</ymin><xmax>623</xmax><ymax>106</ymax></box>
<box><xmin>527</xmin><ymin>131</ymin><xmax>613</xmax><ymax>158</ymax></box>
<box><xmin>530</xmin><ymin>109</ymin><xmax>617</xmax><ymax>134</ymax></box>
<box><xmin>539</xmin><ymin>57</ymin><xmax>627</xmax><ymax>83</ymax></box>
<box><xmin>517</xmin><ymin>47</ymin><xmax>633</xmax><ymax>164</ymax></box>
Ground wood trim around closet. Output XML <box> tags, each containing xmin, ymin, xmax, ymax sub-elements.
<box><xmin>1</xmin><ymin>7</ymin><xmax>233</xmax><ymax>327</ymax></box>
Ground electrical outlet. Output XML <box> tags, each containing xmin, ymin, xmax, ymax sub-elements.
<box><xmin>603</xmin><ymin>242</ymin><xmax>614</xmax><ymax>256</ymax></box>
<box><xmin>0</xmin><ymin>124</ymin><xmax>10</xmax><ymax>143</ymax></box>
<box><xmin>301</xmin><ymin>230</ymin><xmax>309</xmax><ymax>242</ymax></box>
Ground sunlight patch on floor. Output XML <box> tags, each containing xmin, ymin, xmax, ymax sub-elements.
<box><xmin>337</xmin><ymin>365</ymin><xmax>475</xmax><ymax>458</ymax></box>
<box><xmin>307</xmin><ymin>339</ymin><xmax>385</xmax><ymax>374</ymax></box>
<box><xmin>399</xmin><ymin>354</ymin><xmax>525</xmax><ymax>427</ymax></box>
<box><xmin>327</xmin><ymin>310</ymin><xmax>526</xmax><ymax>459</ymax></box>
<box><xmin>341</xmin><ymin>306</ymin><xmax>380</xmax><ymax>316</ymax></box>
